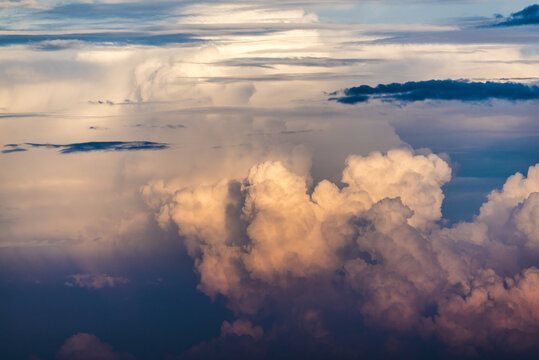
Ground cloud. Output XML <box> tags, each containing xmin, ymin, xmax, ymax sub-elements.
<box><xmin>0</xmin><ymin>0</ymin><xmax>41</xmax><ymax>10</ymax></box>
<box><xmin>146</xmin><ymin>149</ymin><xmax>539</xmax><ymax>357</ymax></box>
<box><xmin>39</xmin><ymin>2</ymin><xmax>182</xmax><ymax>21</ymax></box>
<box><xmin>221</xmin><ymin>319</ymin><xmax>263</xmax><ymax>339</ymax></box>
<box><xmin>0</xmin><ymin>32</ymin><xmax>202</xmax><ymax>48</ymax></box>
<box><xmin>493</xmin><ymin>4</ymin><xmax>539</xmax><ymax>27</ymax></box>
<box><xmin>2</xmin><ymin>141</ymin><xmax>169</xmax><ymax>154</ymax></box>
<box><xmin>64</xmin><ymin>274</ymin><xmax>129</xmax><ymax>289</ymax></box>
<box><xmin>2</xmin><ymin>147</ymin><xmax>27</xmax><ymax>153</ymax></box>
<box><xmin>330</xmin><ymin>80</ymin><xmax>539</xmax><ymax>104</ymax></box>
<box><xmin>216</xmin><ymin>57</ymin><xmax>379</xmax><ymax>69</ymax></box>
<box><xmin>57</xmin><ymin>333</ymin><xmax>134</xmax><ymax>360</ymax></box>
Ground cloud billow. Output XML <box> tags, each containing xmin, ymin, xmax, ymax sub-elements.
<box><xmin>330</xmin><ymin>80</ymin><xmax>539</xmax><ymax>104</ymax></box>
<box><xmin>146</xmin><ymin>149</ymin><xmax>539</xmax><ymax>358</ymax></box>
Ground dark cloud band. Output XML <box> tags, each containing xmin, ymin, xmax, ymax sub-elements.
<box><xmin>3</xmin><ymin>141</ymin><xmax>169</xmax><ymax>154</ymax></box>
<box><xmin>0</xmin><ymin>32</ymin><xmax>201</xmax><ymax>49</ymax></box>
<box><xmin>493</xmin><ymin>4</ymin><xmax>539</xmax><ymax>27</ymax></box>
<box><xmin>330</xmin><ymin>80</ymin><xmax>539</xmax><ymax>104</ymax></box>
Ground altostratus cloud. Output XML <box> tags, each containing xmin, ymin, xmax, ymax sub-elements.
<box><xmin>145</xmin><ymin>148</ymin><xmax>539</xmax><ymax>355</ymax></box>
<box><xmin>330</xmin><ymin>80</ymin><xmax>539</xmax><ymax>104</ymax></box>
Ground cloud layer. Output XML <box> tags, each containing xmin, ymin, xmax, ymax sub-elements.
<box><xmin>330</xmin><ymin>80</ymin><xmax>539</xmax><ymax>104</ymax></box>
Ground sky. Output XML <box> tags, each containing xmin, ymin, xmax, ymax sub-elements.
<box><xmin>0</xmin><ymin>1</ymin><xmax>538</xmax><ymax>359</ymax></box>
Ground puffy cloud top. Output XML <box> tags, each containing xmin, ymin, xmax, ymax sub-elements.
<box><xmin>146</xmin><ymin>151</ymin><xmax>539</xmax><ymax>355</ymax></box>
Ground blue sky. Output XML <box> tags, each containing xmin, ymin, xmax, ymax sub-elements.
<box><xmin>0</xmin><ymin>1</ymin><xmax>538</xmax><ymax>360</ymax></box>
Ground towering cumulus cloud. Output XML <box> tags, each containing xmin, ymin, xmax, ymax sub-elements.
<box><xmin>146</xmin><ymin>148</ymin><xmax>539</xmax><ymax>356</ymax></box>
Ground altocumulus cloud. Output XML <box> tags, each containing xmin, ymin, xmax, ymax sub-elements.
<box><xmin>330</xmin><ymin>80</ymin><xmax>539</xmax><ymax>104</ymax></box>
<box><xmin>144</xmin><ymin>149</ymin><xmax>539</xmax><ymax>358</ymax></box>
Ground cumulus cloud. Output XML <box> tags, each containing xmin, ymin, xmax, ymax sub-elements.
<box><xmin>146</xmin><ymin>149</ymin><xmax>539</xmax><ymax>356</ymax></box>
<box><xmin>330</xmin><ymin>80</ymin><xmax>539</xmax><ymax>104</ymax></box>
<box><xmin>64</xmin><ymin>274</ymin><xmax>129</xmax><ymax>289</ymax></box>
<box><xmin>57</xmin><ymin>333</ymin><xmax>134</xmax><ymax>360</ymax></box>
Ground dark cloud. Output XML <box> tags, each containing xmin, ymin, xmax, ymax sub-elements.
<box><xmin>280</xmin><ymin>129</ymin><xmax>316</xmax><ymax>135</ymax></box>
<box><xmin>0</xmin><ymin>113</ymin><xmax>46</xmax><ymax>119</ymax></box>
<box><xmin>0</xmin><ymin>32</ymin><xmax>202</xmax><ymax>48</ymax></box>
<box><xmin>217</xmin><ymin>57</ymin><xmax>379</xmax><ymax>69</ymax></box>
<box><xmin>2</xmin><ymin>147</ymin><xmax>27</xmax><ymax>153</ymax></box>
<box><xmin>29</xmin><ymin>141</ymin><xmax>169</xmax><ymax>153</ymax></box>
<box><xmin>2</xmin><ymin>141</ymin><xmax>168</xmax><ymax>154</ymax></box>
<box><xmin>493</xmin><ymin>4</ymin><xmax>539</xmax><ymax>27</ymax></box>
<box><xmin>330</xmin><ymin>80</ymin><xmax>539</xmax><ymax>104</ymax></box>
